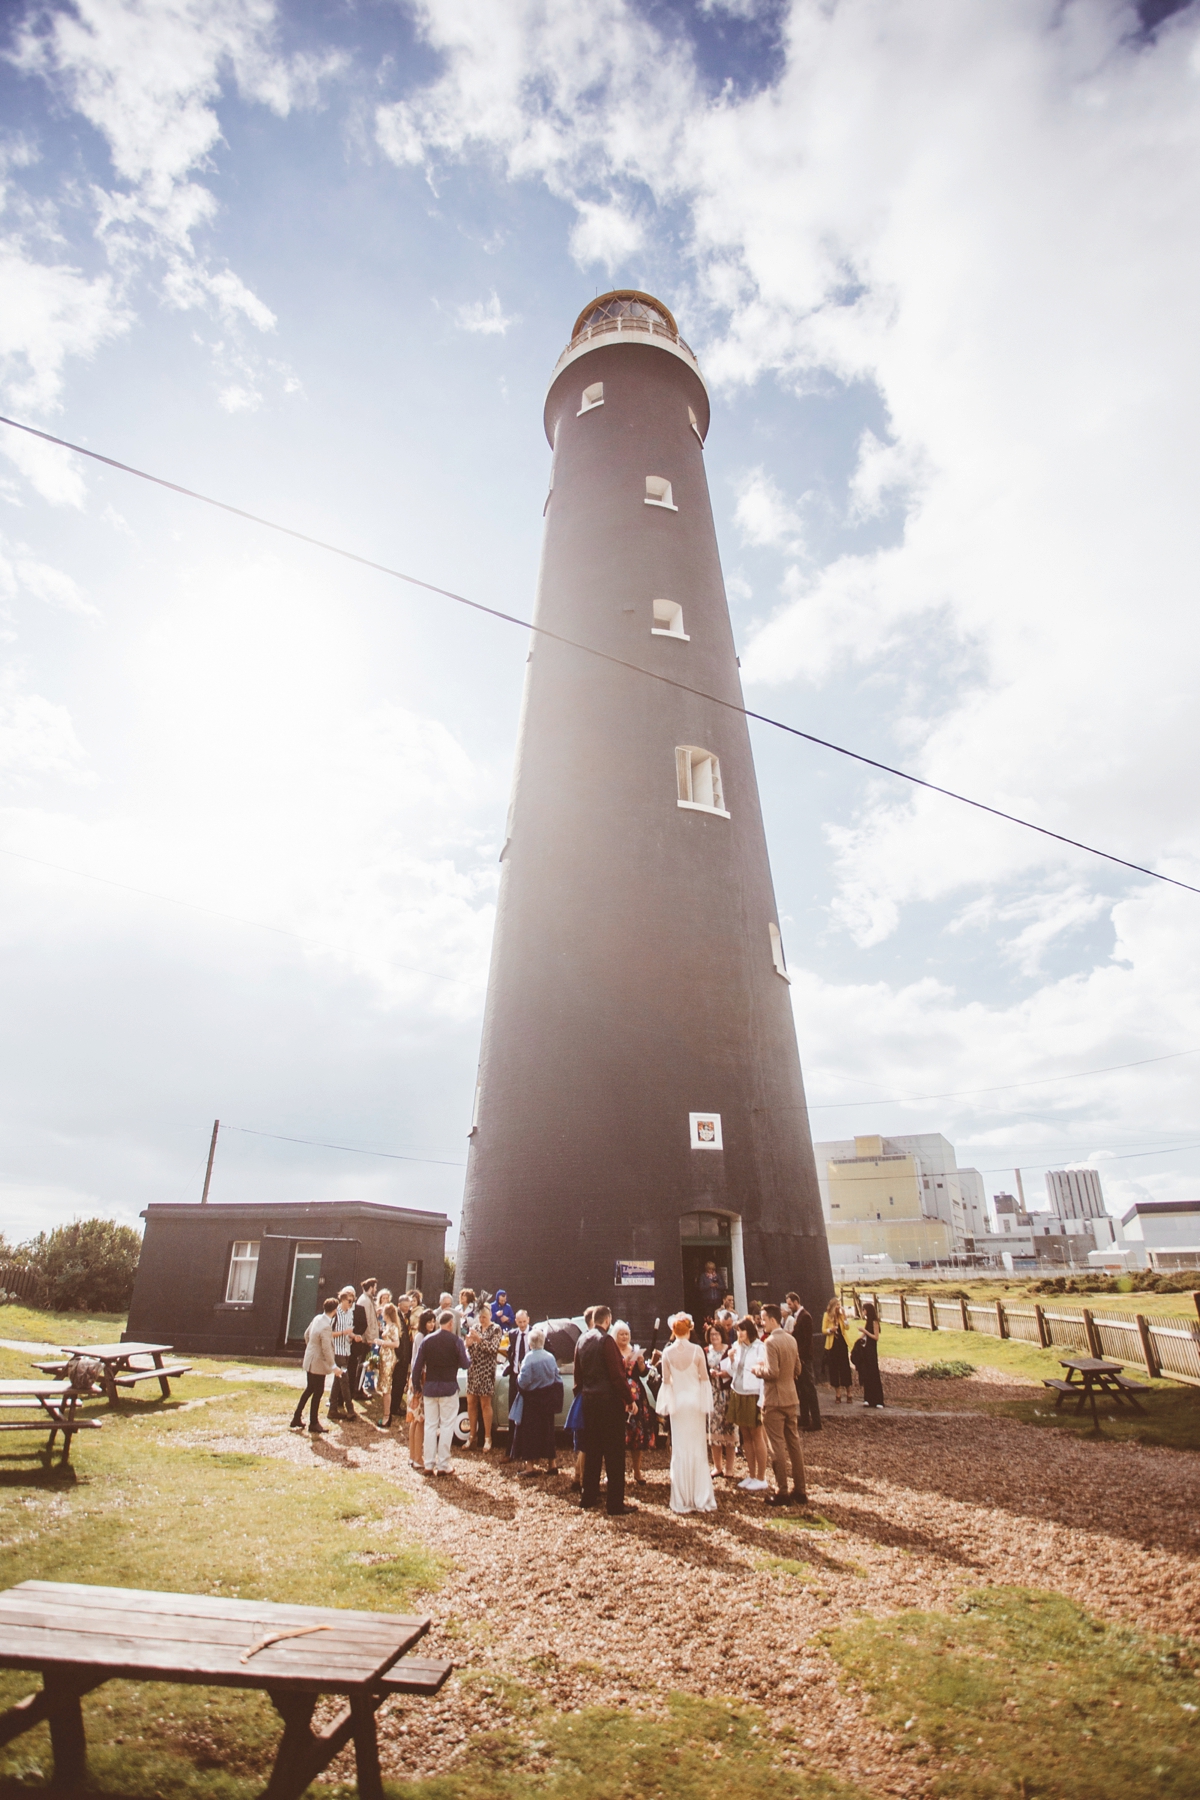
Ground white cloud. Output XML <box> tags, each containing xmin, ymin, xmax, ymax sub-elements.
<box><xmin>0</xmin><ymin>673</ymin><xmax>91</xmax><ymax>784</ymax></box>
<box><xmin>568</xmin><ymin>199</ymin><xmax>643</xmax><ymax>270</ymax></box>
<box><xmin>0</xmin><ymin>539</ymin><xmax>95</xmax><ymax>617</ymax></box>
<box><xmin>733</xmin><ymin>466</ymin><xmax>806</xmax><ymax>552</ymax></box>
<box><xmin>1</xmin><ymin>0</ymin><xmax>338</xmax><ymax>459</ymax></box>
<box><xmin>453</xmin><ymin>291</ymin><xmax>514</xmax><ymax>336</ymax></box>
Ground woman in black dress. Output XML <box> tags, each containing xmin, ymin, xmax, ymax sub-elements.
<box><xmin>854</xmin><ymin>1302</ymin><xmax>885</xmax><ymax>1408</ymax></box>
<box><xmin>822</xmin><ymin>1298</ymin><xmax>853</xmax><ymax>1401</ymax></box>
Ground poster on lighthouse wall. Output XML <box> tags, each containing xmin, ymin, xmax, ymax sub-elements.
<box><xmin>689</xmin><ymin>1112</ymin><xmax>723</xmax><ymax>1150</ymax></box>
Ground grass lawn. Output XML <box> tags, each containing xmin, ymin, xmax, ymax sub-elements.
<box><xmin>860</xmin><ymin>1279</ymin><xmax>1200</xmax><ymax>1323</ymax></box>
<box><xmin>0</xmin><ymin>1359</ymin><xmax>442</xmax><ymax>1798</ymax></box>
<box><xmin>0</xmin><ymin>1304</ymin><xmax>130</xmax><ymax>1346</ymax></box>
<box><xmin>873</xmin><ymin>1320</ymin><xmax>1200</xmax><ymax>1449</ymax></box>
<box><xmin>830</xmin><ymin>1586</ymin><xmax>1200</xmax><ymax>1799</ymax></box>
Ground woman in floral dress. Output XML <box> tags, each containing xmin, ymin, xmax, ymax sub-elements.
<box><xmin>465</xmin><ymin>1303</ymin><xmax>503</xmax><ymax>1452</ymax></box>
<box><xmin>706</xmin><ymin>1323</ymin><xmax>736</xmax><ymax>1479</ymax></box>
<box><xmin>613</xmin><ymin>1321</ymin><xmax>655</xmax><ymax>1486</ymax></box>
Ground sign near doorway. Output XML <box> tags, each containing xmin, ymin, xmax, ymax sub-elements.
<box><xmin>615</xmin><ymin>1260</ymin><xmax>655</xmax><ymax>1286</ymax></box>
<box><xmin>689</xmin><ymin>1112</ymin><xmax>722</xmax><ymax>1150</ymax></box>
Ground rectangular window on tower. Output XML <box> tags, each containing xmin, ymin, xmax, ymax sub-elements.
<box><xmin>578</xmin><ymin>382</ymin><xmax>604</xmax><ymax>414</ymax></box>
<box><xmin>676</xmin><ymin>747</ymin><xmax>729</xmax><ymax>817</ymax></box>
<box><xmin>688</xmin><ymin>405</ymin><xmax>704</xmax><ymax>443</ymax></box>
<box><xmin>651</xmin><ymin>599</ymin><xmax>688</xmax><ymax>639</ymax></box>
<box><xmin>644</xmin><ymin>476</ymin><xmax>677</xmax><ymax>510</ymax></box>
<box><xmin>768</xmin><ymin>923</ymin><xmax>790</xmax><ymax>982</ymax></box>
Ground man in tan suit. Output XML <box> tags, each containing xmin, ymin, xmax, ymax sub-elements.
<box><xmin>755</xmin><ymin>1303</ymin><xmax>808</xmax><ymax>1507</ymax></box>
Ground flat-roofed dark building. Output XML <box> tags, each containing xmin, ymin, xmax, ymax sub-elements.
<box><xmin>126</xmin><ymin>1201</ymin><xmax>449</xmax><ymax>1356</ymax></box>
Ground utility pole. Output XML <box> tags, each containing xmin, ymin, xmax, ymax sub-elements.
<box><xmin>200</xmin><ymin>1119</ymin><xmax>220</xmax><ymax>1205</ymax></box>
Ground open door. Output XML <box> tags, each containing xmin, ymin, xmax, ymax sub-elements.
<box><xmin>286</xmin><ymin>1245</ymin><xmax>323</xmax><ymax>1343</ymax></box>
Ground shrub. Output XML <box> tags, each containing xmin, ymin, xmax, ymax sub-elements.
<box><xmin>913</xmin><ymin>1359</ymin><xmax>976</xmax><ymax>1380</ymax></box>
<box><xmin>20</xmin><ymin>1218</ymin><xmax>142</xmax><ymax>1312</ymax></box>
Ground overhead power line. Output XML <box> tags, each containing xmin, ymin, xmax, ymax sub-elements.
<box><xmin>224</xmin><ymin>1124</ymin><xmax>466</xmax><ymax>1168</ymax></box>
<box><xmin>2</xmin><ymin>412</ymin><xmax>1197</xmax><ymax>899</ymax></box>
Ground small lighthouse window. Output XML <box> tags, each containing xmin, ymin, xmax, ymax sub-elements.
<box><xmin>676</xmin><ymin>746</ymin><xmax>729</xmax><ymax>817</ymax></box>
<box><xmin>688</xmin><ymin>406</ymin><xmax>704</xmax><ymax>444</ymax></box>
<box><xmin>644</xmin><ymin>476</ymin><xmax>677</xmax><ymax>510</ymax></box>
<box><xmin>768</xmin><ymin>922</ymin><xmax>790</xmax><ymax>982</ymax></box>
<box><xmin>578</xmin><ymin>382</ymin><xmax>604</xmax><ymax>414</ymax></box>
<box><xmin>651</xmin><ymin>599</ymin><xmax>688</xmax><ymax>639</ymax></box>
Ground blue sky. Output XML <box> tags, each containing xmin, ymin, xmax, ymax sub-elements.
<box><xmin>2</xmin><ymin>0</ymin><xmax>1199</xmax><ymax>1249</ymax></box>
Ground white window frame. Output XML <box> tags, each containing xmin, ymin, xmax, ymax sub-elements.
<box><xmin>768</xmin><ymin>922</ymin><xmax>790</xmax><ymax>982</ymax></box>
<box><xmin>225</xmin><ymin>1240</ymin><xmax>260</xmax><ymax>1305</ymax></box>
<box><xmin>688</xmin><ymin>405</ymin><xmax>704</xmax><ymax>444</ymax></box>
<box><xmin>578</xmin><ymin>381</ymin><xmax>604</xmax><ymax>415</ymax></box>
<box><xmin>689</xmin><ymin>1113</ymin><xmax>723</xmax><ymax>1151</ymax></box>
<box><xmin>676</xmin><ymin>746</ymin><xmax>729</xmax><ymax>818</ymax></box>
<box><xmin>651</xmin><ymin>599</ymin><xmax>688</xmax><ymax>640</ymax></box>
<box><xmin>644</xmin><ymin>476</ymin><xmax>677</xmax><ymax>511</ymax></box>
<box><xmin>405</xmin><ymin>1259</ymin><xmax>422</xmax><ymax>1291</ymax></box>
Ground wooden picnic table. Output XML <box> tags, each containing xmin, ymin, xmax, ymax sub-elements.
<box><xmin>1044</xmin><ymin>1355</ymin><xmax>1150</xmax><ymax>1429</ymax></box>
<box><xmin>54</xmin><ymin>1341</ymin><xmax>190</xmax><ymax>1403</ymax></box>
<box><xmin>0</xmin><ymin>1382</ymin><xmax>101</xmax><ymax>1464</ymax></box>
<box><xmin>0</xmin><ymin>1579</ymin><xmax>451</xmax><ymax>1797</ymax></box>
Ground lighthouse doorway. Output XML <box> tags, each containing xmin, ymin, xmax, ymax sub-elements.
<box><xmin>679</xmin><ymin>1212</ymin><xmax>746</xmax><ymax>1325</ymax></box>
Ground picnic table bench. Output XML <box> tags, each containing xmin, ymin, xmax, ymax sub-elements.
<box><xmin>0</xmin><ymin>1382</ymin><xmax>101</xmax><ymax>1464</ymax></box>
<box><xmin>1043</xmin><ymin>1356</ymin><xmax>1150</xmax><ymax>1429</ymax></box>
<box><xmin>35</xmin><ymin>1342</ymin><xmax>192</xmax><ymax>1404</ymax></box>
<box><xmin>0</xmin><ymin>1580</ymin><xmax>451</xmax><ymax>1797</ymax></box>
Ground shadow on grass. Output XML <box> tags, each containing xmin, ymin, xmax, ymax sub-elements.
<box><xmin>998</xmin><ymin>1384</ymin><xmax>1200</xmax><ymax>1453</ymax></box>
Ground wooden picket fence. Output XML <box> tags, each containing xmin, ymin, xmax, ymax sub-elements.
<box><xmin>0</xmin><ymin>1263</ymin><xmax>48</xmax><ymax>1309</ymax></box>
<box><xmin>862</xmin><ymin>1288</ymin><xmax>1200</xmax><ymax>1387</ymax></box>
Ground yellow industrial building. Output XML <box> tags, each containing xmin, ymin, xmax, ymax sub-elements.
<box><xmin>824</xmin><ymin>1134</ymin><xmax>956</xmax><ymax>1264</ymax></box>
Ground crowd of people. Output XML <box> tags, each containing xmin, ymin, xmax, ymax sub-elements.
<box><xmin>290</xmin><ymin>1279</ymin><xmax>885</xmax><ymax>1512</ymax></box>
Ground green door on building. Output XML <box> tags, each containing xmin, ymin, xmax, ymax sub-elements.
<box><xmin>287</xmin><ymin>1248</ymin><xmax>323</xmax><ymax>1343</ymax></box>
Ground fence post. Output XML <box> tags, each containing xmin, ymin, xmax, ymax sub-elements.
<box><xmin>995</xmin><ymin>1298</ymin><xmax>1008</xmax><ymax>1340</ymax></box>
<box><xmin>1135</xmin><ymin>1313</ymin><xmax>1160</xmax><ymax>1378</ymax></box>
<box><xmin>1193</xmin><ymin>1292</ymin><xmax>1200</xmax><ymax>1328</ymax></box>
<box><xmin>899</xmin><ymin>1294</ymin><xmax>909</xmax><ymax>1329</ymax></box>
<box><xmin>960</xmin><ymin>1297</ymin><xmax>970</xmax><ymax>1331</ymax></box>
<box><xmin>928</xmin><ymin>1296</ymin><xmax>937</xmax><ymax>1330</ymax></box>
<box><xmin>1082</xmin><ymin>1307</ymin><xmax>1102</xmax><ymax>1358</ymax></box>
<box><xmin>1034</xmin><ymin>1303</ymin><xmax>1048</xmax><ymax>1349</ymax></box>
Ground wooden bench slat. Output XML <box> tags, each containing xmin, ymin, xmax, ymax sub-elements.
<box><xmin>9</xmin><ymin>1581</ymin><xmax>430</xmax><ymax>1633</ymax></box>
<box><xmin>113</xmin><ymin>1365</ymin><xmax>192</xmax><ymax>1386</ymax></box>
<box><xmin>1042</xmin><ymin>1379</ymin><xmax>1077</xmax><ymax>1392</ymax></box>
<box><xmin>377</xmin><ymin>1658</ymin><xmax>452</xmax><ymax>1697</ymax></box>
<box><xmin>0</xmin><ymin>1627</ymin><xmax>425</xmax><ymax>1687</ymax></box>
<box><xmin>0</xmin><ymin>1601</ymin><xmax>406</xmax><ymax>1653</ymax></box>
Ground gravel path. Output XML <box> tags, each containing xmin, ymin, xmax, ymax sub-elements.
<box><xmin>183</xmin><ymin>1368</ymin><xmax>1199</xmax><ymax>1797</ymax></box>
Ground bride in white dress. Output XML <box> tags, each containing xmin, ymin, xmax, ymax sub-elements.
<box><xmin>655</xmin><ymin>1315</ymin><xmax>717</xmax><ymax>1515</ymax></box>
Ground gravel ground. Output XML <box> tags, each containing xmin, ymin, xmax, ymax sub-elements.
<box><xmin>178</xmin><ymin>1363</ymin><xmax>1199</xmax><ymax>1797</ymax></box>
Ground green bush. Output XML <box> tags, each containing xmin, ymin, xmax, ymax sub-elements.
<box><xmin>20</xmin><ymin>1217</ymin><xmax>142</xmax><ymax>1312</ymax></box>
<box><xmin>913</xmin><ymin>1359</ymin><xmax>976</xmax><ymax>1379</ymax></box>
<box><xmin>1031</xmin><ymin>1270</ymin><xmax>1200</xmax><ymax>1297</ymax></box>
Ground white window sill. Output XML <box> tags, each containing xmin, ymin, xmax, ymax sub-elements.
<box><xmin>773</xmin><ymin>968</ymin><xmax>792</xmax><ymax>984</ymax></box>
<box><xmin>691</xmin><ymin>422</ymin><xmax>704</xmax><ymax>445</ymax></box>
<box><xmin>644</xmin><ymin>498</ymin><xmax>678</xmax><ymax>511</ymax></box>
<box><xmin>651</xmin><ymin>628</ymin><xmax>690</xmax><ymax>640</ymax></box>
<box><xmin>677</xmin><ymin>800</ymin><xmax>730</xmax><ymax>818</ymax></box>
<box><xmin>578</xmin><ymin>401</ymin><xmax>603</xmax><ymax>416</ymax></box>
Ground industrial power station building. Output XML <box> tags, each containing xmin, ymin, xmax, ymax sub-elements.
<box><xmin>458</xmin><ymin>291</ymin><xmax>833</xmax><ymax>1336</ymax></box>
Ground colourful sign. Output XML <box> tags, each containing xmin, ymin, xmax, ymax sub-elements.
<box><xmin>615</xmin><ymin>1260</ymin><xmax>655</xmax><ymax>1287</ymax></box>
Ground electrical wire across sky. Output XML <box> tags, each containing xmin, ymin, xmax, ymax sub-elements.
<box><xmin>2</xmin><ymin>411</ymin><xmax>1198</xmax><ymax>899</ymax></box>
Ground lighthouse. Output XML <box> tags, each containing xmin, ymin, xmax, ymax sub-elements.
<box><xmin>458</xmin><ymin>291</ymin><xmax>833</xmax><ymax>1336</ymax></box>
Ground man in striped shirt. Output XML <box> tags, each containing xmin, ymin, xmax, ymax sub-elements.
<box><xmin>329</xmin><ymin>1285</ymin><xmax>360</xmax><ymax>1421</ymax></box>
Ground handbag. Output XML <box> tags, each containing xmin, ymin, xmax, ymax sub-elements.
<box><xmin>849</xmin><ymin>1334</ymin><xmax>865</xmax><ymax>1369</ymax></box>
